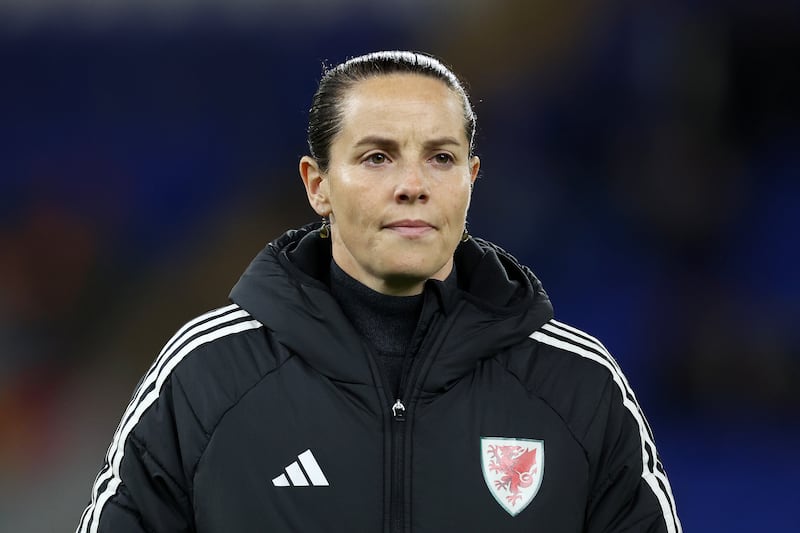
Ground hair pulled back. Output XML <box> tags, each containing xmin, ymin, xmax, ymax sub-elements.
<box><xmin>307</xmin><ymin>51</ymin><xmax>476</xmax><ymax>172</ymax></box>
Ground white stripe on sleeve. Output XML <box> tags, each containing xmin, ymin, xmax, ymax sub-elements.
<box><xmin>77</xmin><ymin>305</ymin><xmax>261</xmax><ymax>533</ymax></box>
<box><xmin>530</xmin><ymin>321</ymin><xmax>681</xmax><ymax>533</ymax></box>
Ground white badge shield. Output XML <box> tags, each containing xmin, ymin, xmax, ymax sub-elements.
<box><xmin>480</xmin><ymin>437</ymin><xmax>544</xmax><ymax>516</ymax></box>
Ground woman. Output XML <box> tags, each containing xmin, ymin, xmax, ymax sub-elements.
<box><xmin>77</xmin><ymin>51</ymin><xmax>681</xmax><ymax>532</ymax></box>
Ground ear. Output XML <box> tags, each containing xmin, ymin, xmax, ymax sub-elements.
<box><xmin>299</xmin><ymin>155</ymin><xmax>331</xmax><ymax>216</ymax></box>
<box><xmin>469</xmin><ymin>155</ymin><xmax>481</xmax><ymax>186</ymax></box>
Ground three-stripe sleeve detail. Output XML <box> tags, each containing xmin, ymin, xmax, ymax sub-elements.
<box><xmin>76</xmin><ymin>304</ymin><xmax>262</xmax><ymax>533</ymax></box>
<box><xmin>530</xmin><ymin>319</ymin><xmax>681</xmax><ymax>533</ymax></box>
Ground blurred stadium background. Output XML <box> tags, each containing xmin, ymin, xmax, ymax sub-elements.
<box><xmin>1</xmin><ymin>0</ymin><xmax>798</xmax><ymax>530</ymax></box>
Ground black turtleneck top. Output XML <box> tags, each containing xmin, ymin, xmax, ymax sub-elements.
<box><xmin>329</xmin><ymin>260</ymin><xmax>456</xmax><ymax>398</ymax></box>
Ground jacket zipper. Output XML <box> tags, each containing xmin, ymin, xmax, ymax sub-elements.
<box><xmin>390</xmin><ymin>399</ymin><xmax>406</xmax><ymax>533</ymax></box>
<box><xmin>391</xmin><ymin>400</ymin><xmax>406</xmax><ymax>420</ymax></box>
<box><xmin>388</xmin><ymin>312</ymin><xmax>444</xmax><ymax>533</ymax></box>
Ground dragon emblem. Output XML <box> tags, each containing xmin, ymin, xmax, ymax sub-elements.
<box><xmin>481</xmin><ymin>437</ymin><xmax>544</xmax><ymax>516</ymax></box>
<box><xmin>487</xmin><ymin>444</ymin><xmax>538</xmax><ymax>506</ymax></box>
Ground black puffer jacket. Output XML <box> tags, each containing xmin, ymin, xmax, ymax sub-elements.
<box><xmin>77</xmin><ymin>224</ymin><xmax>681</xmax><ymax>533</ymax></box>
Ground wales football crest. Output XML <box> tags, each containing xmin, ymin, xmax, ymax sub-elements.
<box><xmin>480</xmin><ymin>437</ymin><xmax>544</xmax><ymax>516</ymax></box>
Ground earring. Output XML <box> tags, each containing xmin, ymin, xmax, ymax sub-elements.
<box><xmin>319</xmin><ymin>217</ymin><xmax>330</xmax><ymax>239</ymax></box>
<box><xmin>461</xmin><ymin>227</ymin><xmax>469</xmax><ymax>242</ymax></box>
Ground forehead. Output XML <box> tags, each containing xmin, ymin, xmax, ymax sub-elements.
<box><xmin>337</xmin><ymin>74</ymin><xmax>466</xmax><ymax>140</ymax></box>
<box><xmin>345</xmin><ymin>72</ymin><xmax>456</xmax><ymax>100</ymax></box>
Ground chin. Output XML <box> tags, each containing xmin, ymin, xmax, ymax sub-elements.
<box><xmin>382</xmin><ymin>257</ymin><xmax>447</xmax><ymax>282</ymax></box>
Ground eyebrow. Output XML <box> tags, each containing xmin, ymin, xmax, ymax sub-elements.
<box><xmin>353</xmin><ymin>135</ymin><xmax>464</xmax><ymax>150</ymax></box>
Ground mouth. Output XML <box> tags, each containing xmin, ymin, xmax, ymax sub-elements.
<box><xmin>383</xmin><ymin>219</ymin><xmax>436</xmax><ymax>238</ymax></box>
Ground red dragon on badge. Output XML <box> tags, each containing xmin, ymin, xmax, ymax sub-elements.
<box><xmin>486</xmin><ymin>444</ymin><xmax>538</xmax><ymax>506</ymax></box>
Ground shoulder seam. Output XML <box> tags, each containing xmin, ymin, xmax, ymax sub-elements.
<box><xmin>191</xmin><ymin>349</ymin><xmax>294</xmax><ymax>484</ymax></box>
<box><xmin>529</xmin><ymin>319</ymin><xmax>681</xmax><ymax>533</ymax></box>
<box><xmin>499</xmin><ymin>357</ymin><xmax>592</xmax><ymax>466</ymax></box>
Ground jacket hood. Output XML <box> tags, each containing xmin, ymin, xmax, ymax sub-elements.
<box><xmin>229</xmin><ymin>223</ymin><xmax>553</xmax><ymax>390</ymax></box>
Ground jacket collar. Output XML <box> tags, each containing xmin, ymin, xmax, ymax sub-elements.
<box><xmin>229</xmin><ymin>223</ymin><xmax>553</xmax><ymax>389</ymax></box>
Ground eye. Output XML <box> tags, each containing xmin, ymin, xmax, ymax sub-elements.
<box><xmin>431</xmin><ymin>153</ymin><xmax>454</xmax><ymax>166</ymax></box>
<box><xmin>364</xmin><ymin>152</ymin><xmax>389</xmax><ymax>166</ymax></box>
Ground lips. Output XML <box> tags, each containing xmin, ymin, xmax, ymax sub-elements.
<box><xmin>384</xmin><ymin>219</ymin><xmax>436</xmax><ymax>237</ymax></box>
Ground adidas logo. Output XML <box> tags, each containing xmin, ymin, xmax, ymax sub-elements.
<box><xmin>272</xmin><ymin>449</ymin><xmax>329</xmax><ymax>487</ymax></box>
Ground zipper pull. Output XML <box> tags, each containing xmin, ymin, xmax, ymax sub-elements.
<box><xmin>391</xmin><ymin>399</ymin><xmax>406</xmax><ymax>421</ymax></box>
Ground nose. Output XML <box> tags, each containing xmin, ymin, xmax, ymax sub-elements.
<box><xmin>394</xmin><ymin>163</ymin><xmax>429</xmax><ymax>203</ymax></box>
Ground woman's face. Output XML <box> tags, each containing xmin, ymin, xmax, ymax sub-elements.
<box><xmin>300</xmin><ymin>73</ymin><xmax>480</xmax><ymax>296</ymax></box>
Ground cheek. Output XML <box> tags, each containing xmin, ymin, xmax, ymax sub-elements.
<box><xmin>330</xmin><ymin>188</ymin><xmax>374</xmax><ymax>234</ymax></box>
<box><xmin>450</xmin><ymin>184</ymin><xmax>473</xmax><ymax>216</ymax></box>
<box><xmin>327</xmin><ymin>177</ymin><xmax>356</xmax><ymax>221</ymax></box>
<box><xmin>334</xmin><ymin>178</ymin><xmax>387</xmax><ymax>222</ymax></box>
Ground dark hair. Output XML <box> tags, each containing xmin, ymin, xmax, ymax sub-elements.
<box><xmin>307</xmin><ymin>51</ymin><xmax>476</xmax><ymax>172</ymax></box>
